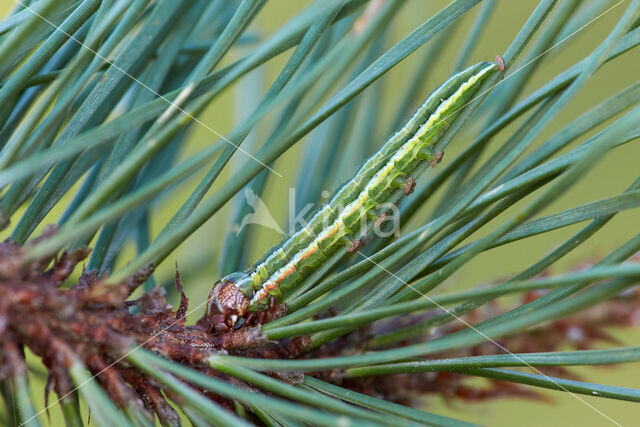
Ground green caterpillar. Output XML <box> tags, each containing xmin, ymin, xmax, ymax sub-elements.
<box><xmin>207</xmin><ymin>60</ymin><xmax>499</xmax><ymax>329</ymax></box>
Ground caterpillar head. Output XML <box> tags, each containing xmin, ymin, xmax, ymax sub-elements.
<box><xmin>207</xmin><ymin>272</ymin><xmax>252</xmax><ymax>330</ymax></box>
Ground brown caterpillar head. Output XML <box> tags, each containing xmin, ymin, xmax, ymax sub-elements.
<box><xmin>207</xmin><ymin>273</ymin><xmax>252</xmax><ymax>329</ymax></box>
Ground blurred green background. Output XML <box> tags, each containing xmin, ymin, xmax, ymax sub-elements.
<box><xmin>1</xmin><ymin>0</ymin><xmax>639</xmax><ymax>425</ymax></box>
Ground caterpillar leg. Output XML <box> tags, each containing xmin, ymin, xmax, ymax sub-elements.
<box><xmin>346</xmin><ymin>238</ymin><xmax>367</xmax><ymax>252</ymax></box>
<box><xmin>252</xmin><ymin>297</ymin><xmax>286</xmax><ymax>324</ymax></box>
<box><xmin>417</xmin><ymin>147</ymin><xmax>444</xmax><ymax>167</ymax></box>
<box><xmin>403</xmin><ymin>177</ymin><xmax>416</xmax><ymax>195</ymax></box>
<box><xmin>391</xmin><ymin>176</ymin><xmax>416</xmax><ymax>196</ymax></box>
<box><xmin>374</xmin><ymin>213</ymin><xmax>387</xmax><ymax>228</ymax></box>
<box><xmin>430</xmin><ymin>151</ymin><xmax>444</xmax><ymax>168</ymax></box>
